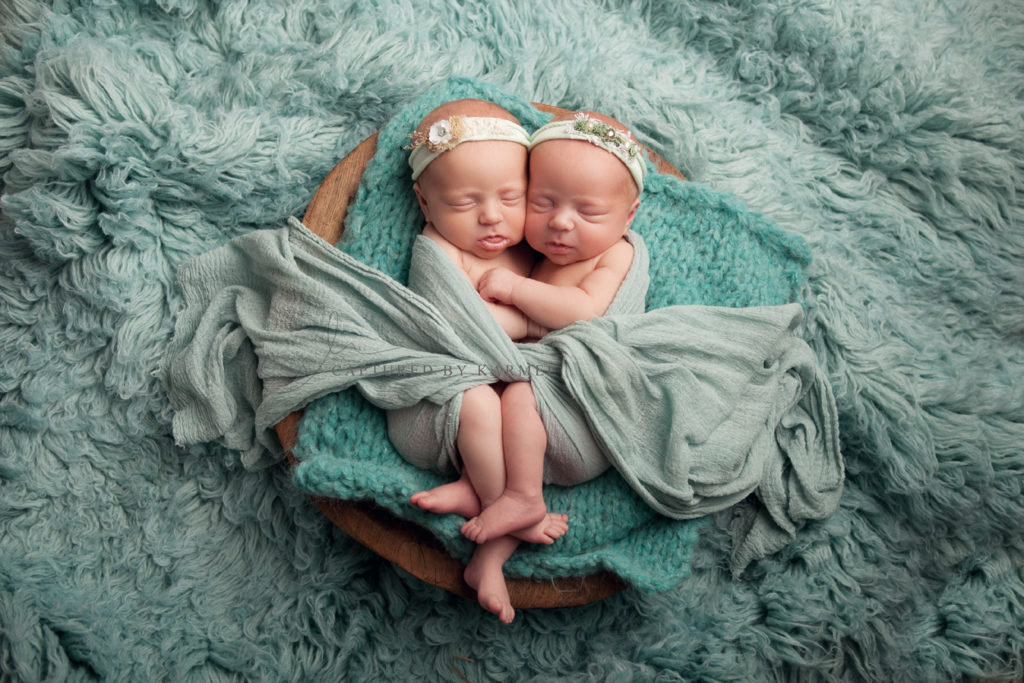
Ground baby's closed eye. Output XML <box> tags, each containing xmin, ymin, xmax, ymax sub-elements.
<box><xmin>578</xmin><ymin>206</ymin><xmax>609</xmax><ymax>219</ymax></box>
<box><xmin>501</xmin><ymin>191</ymin><xmax>525</xmax><ymax>205</ymax></box>
<box><xmin>444</xmin><ymin>196</ymin><xmax>476</xmax><ymax>209</ymax></box>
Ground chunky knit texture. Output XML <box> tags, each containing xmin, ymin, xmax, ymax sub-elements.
<box><xmin>2</xmin><ymin>1</ymin><xmax>1022</xmax><ymax>679</ymax></box>
<box><xmin>291</xmin><ymin>77</ymin><xmax>814</xmax><ymax>590</ymax></box>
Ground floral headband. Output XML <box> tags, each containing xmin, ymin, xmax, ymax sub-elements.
<box><xmin>529</xmin><ymin>113</ymin><xmax>646</xmax><ymax>192</ymax></box>
<box><xmin>406</xmin><ymin>115</ymin><xmax>530</xmax><ymax>179</ymax></box>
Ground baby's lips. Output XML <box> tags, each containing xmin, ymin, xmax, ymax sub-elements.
<box><xmin>478</xmin><ymin>235</ymin><xmax>510</xmax><ymax>251</ymax></box>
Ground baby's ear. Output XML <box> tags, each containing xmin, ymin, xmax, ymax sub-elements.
<box><xmin>623</xmin><ymin>196</ymin><xmax>641</xmax><ymax>231</ymax></box>
<box><xmin>413</xmin><ymin>182</ymin><xmax>431</xmax><ymax>222</ymax></box>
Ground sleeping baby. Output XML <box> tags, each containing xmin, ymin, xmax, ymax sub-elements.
<box><xmin>393</xmin><ymin>105</ymin><xmax>651</xmax><ymax>622</ymax></box>
<box><xmin>388</xmin><ymin>98</ymin><xmax>568</xmax><ymax>622</ymax></box>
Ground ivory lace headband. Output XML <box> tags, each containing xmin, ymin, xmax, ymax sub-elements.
<box><xmin>407</xmin><ymin>112</ymin><xmax>645</xmax><ymax>192</ymax></box>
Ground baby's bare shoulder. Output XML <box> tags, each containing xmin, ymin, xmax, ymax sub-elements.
<box><xmin>422</xmin><ymin>225</ymin><xmax>469</xmax><ymax>273</ymax></box>
<box><xmin>594</xmin><ymin>238</ymin><xmax>634</xmax><ymax>273</ymax></box>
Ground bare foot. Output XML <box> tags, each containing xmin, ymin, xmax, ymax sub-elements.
<box><xmin>465</xmin><ymin>539</ymin><xmax>518</xmax><ymax>624</ymax></box>
<box><xmin>410</xmin><ymin>474</ymin><xmax>481</xmax><ymax>518</ymax></box>
<box><xmin>461</xmin><ymin>491</ymin><xmax>547</xmax><ymax>544</ymax></box>
<box><xmin>412</xmin><ymin>479</ymin><xmax>566</xmax><ymax>544</ymax></box>
<box><xmin>512</xmin><ymin>513</ymin><xmax>569</xmax><ymax>545</ymax></box>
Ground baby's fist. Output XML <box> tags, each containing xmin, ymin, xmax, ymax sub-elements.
<box><xmin>477</xmin><ymin>267</ymin><xmax>519</xmax><ymax>304</ymax></box>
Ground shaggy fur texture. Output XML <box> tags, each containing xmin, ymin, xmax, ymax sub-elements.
<box><xmin>1</xmin><ymin>0</ymin><xmax>1021</xmax><ymax>679</ymax></box>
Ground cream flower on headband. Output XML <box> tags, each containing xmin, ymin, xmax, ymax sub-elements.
<box><xmin>427</xmin><ymin>120</ymin><xmax>454</xmax><ymax>147</ymax></box>
<box><xmin>406</xmin><ymin>116</ymin><xmax>468</xmax><ymax>154</ymax></box>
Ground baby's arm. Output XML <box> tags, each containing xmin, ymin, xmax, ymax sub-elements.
<box><xmin>421</xmin><ymin>224</ymin><xmax>545</xmax><ymax>339</ymax></box>
<box><xmin>479</xmin><ymin>241</ymin><xmax>633</xmax><ymax>330</ymax></box>
<box><xmin>487</xmin><ymin>302</ymin><xmax>547</xmax><ymax>340</ymax></box>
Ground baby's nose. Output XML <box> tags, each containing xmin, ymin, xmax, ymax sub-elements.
<box><xmin>479</xmin><ymin>199</ymin><xmax>502</xmax><ymax>224</ymax></box>
<box><xmin>549</xmin><ymin>209</ymin><xmax>574</xmax><ymax>231</ymax></box>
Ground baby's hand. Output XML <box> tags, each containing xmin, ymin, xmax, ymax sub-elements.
<box><xmin>477</xmin><ymin>267</ymin><xmax>521</xmax><ymax>304</ymax></box>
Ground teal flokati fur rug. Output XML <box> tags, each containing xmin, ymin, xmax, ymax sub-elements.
<box><xmin>2</xmin><ymin>0</ymin><xmax>1022</xmax><ymax>680</ymax></box>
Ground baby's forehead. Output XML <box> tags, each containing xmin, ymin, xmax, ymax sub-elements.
<box><xmin>422</xmin><ymin>140</ymin><xmax>527</xmax><ymax>186</ymax></box>
<box><xmin>530</xmin><ymin>139</ymin><xmax>635</xmax><ymax>183</ymax></box>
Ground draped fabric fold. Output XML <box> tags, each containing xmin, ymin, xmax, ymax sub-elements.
<box><xmin>163</xmin><ymin>216</ymin><xmax>842</xmax><ymax>569</ymax></box>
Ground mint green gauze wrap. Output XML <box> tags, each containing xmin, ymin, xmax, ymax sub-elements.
<box><xmin>165</xmin><ymin>214</ymin><xmax>842</xmax><ymax>577</ymax></box>
<box><xmin>163</xmin><ymin>78</ymin><xmax>844</xmax><ymax>586</ymax></box>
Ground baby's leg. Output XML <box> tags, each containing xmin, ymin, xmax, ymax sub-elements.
<box><xmin>411</xmin><ymin>385</ymin><xmax>568</xmax><ymax>543</ymax></box>
<box><xmin>411</xmin><ymin>384</ymin><xmax>504</xmax><ymax>515</ymax></box>
<box><xmin>462</xmin><ymin>382</ymin><xmax>548</xmax><ymax>544</ymax></box>
<box><xmin>464</xmin><ymin>535</ymin><xmax>520</xmax><ymax>624</ymax></box>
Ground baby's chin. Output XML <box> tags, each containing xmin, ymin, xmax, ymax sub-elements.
<box><xmin>539</xmin><ymin>251</ymin><xmax>578</xmax><ymax>265</ymax></box>
<box><xmin>533</xmin><ymin>243</ymin><xmax>586</xmax><ymax>265</ymax></box>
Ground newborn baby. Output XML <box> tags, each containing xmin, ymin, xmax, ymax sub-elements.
<box><xmin>393</xmin><ymin>98</ymin><xmax>567</xmax><ymax>622</ymax></box>
<box><xmin>479</xmin><ymin>110</ymin><xmax>645</xmax><ymax>355</ymax></box>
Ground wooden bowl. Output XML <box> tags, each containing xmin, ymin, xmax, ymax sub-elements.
<box><xmin>276</xmin><ymin>104</ymin><xmax>683</xmax><ymax>608</ymax></box>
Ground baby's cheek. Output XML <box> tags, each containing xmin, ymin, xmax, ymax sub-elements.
<box><xmin>512</xmin><ymin>205</ymin><xmax>527</xmax><ymax>225</ymax></box>
<box><xmin>524</xmin><ymin>208</ymin><xmax>546</xmax><ymax>226</ymax></box>
<box><xmin>522</xmin><ymin>219</ymin><xmax>543</xmax><ymax>244</ymax></box>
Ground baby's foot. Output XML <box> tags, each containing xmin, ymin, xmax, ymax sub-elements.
<box><xmin>511</xmin><ymin>513</ymin><xmax>569</xmax><ymax>545</ymax></box>
<box><xmin>461</xmin><ymin>491</ymin><xmax>547</xmax><ymax>545</ymax></box>
<box><xmin>410</xmin><ymin>475</ymin><xmax>481</xmax><ymax>518</ymax></box>
<box><xmin>465</xmin><ymin>547</ymin><xmax>515</xmax><ymax>624</ymax></box>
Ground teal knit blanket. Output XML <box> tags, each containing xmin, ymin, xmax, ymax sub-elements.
<box><xmin>283</xmin><ymin>78</ymin><xmax>839</xmax><ymax>588</ymax></box>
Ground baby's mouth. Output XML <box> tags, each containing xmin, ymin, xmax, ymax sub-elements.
<box><xmin>545</xmin><ymin>241</ymin><xmax>573</xmax><ymax>254</ymax></box>
<box><xmin>478</xmin><ymin>235</ymin><xmax>510</xmax><ymax>251</ymax></box>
